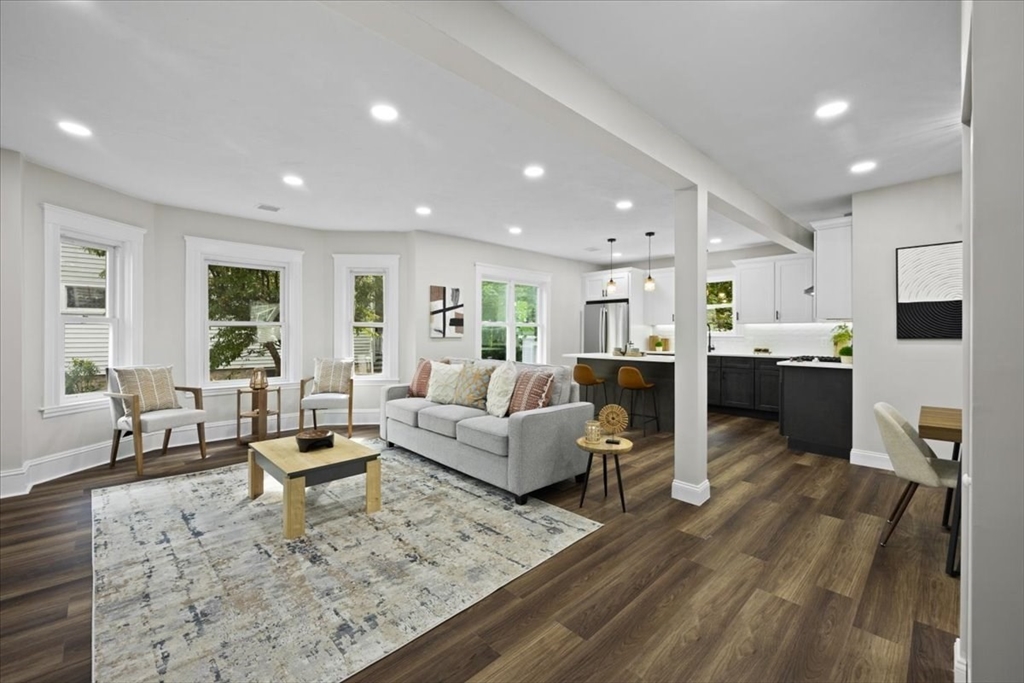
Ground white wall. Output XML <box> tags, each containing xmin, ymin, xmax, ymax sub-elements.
<box><xmin>0</xmin><ymin>158</ymin><xmax>587</xmax><ymax>495</ymax></box>
<box><xmin>0</xmin><ymin>149</ymin><xmax>25</xmax><ymax>472</ymax></box>
<box><xmin>408</xmin><ymin>231</ymin><xmax>585</xmax><ymax>365</ymax></box>
<box><xmin>965</xmin><ymin>1</ymin><xmax>1024</xmax><ymax>680</ymax></box>
<box><xmin>851</xmin><ymin>173</ymin><xmax>963</xmax><ymax>460</ymax></box>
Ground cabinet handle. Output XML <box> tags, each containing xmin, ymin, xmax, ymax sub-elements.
<box><xmin>736</xmin><ymin>311</ymin><xmax>740</xmax><ymax>321</ymax></box>
<box><xmin>775</xmin><ymin>311</ymin><xmax>779</xmax><ymax>321</ymax></box>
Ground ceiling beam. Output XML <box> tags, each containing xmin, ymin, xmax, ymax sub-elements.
<box><xmin>322</xmin><ymin>0</ymin><xmax>812</xmax><ymax>253</ymax></box>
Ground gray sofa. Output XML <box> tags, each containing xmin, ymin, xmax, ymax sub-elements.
<box><xmin>379</xmin><ymin>360</ymin><xmax>593</xmax><ymax>504</ymax></box>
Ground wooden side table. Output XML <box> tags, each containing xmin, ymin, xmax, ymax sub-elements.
<box><xmin>576</xmin><ymin>436</ymin><xmax>634</xmax><ymax>513</ymax></box>
<box><xmin>236</xmin><ymin>387</ymin><xmax>282</xmax><ymax>445</ymax></box>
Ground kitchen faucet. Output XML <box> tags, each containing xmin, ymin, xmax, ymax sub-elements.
<box><xmin>707</xmin><ymin>323</ymin><xmax>715</xmax><ymax>353</ymax></box>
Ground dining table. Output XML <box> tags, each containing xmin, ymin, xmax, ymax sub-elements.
<box><xmin>918</xmin><ymin>405</ymin><xmax>963</xmax><ymax>577</ymax></box>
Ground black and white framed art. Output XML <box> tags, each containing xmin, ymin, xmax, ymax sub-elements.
<box><xmin>895</xmin><ymin>241</ymin><xmax>963</xmax><ymax>339</ymax></box>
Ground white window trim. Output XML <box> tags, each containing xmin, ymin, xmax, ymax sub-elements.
<box><xmin>42</xmin><ymin>204</ymin><xmax>146</xmax><ymax>417</ymax></box>
<box><xmin>707</xmin><ymin>267</ymin><xmax>742</xmax><ymax>338</ymax></box>
<box><xmin>333</xmin><ymin>254</ymin><xmax>400</xmax><ymax>383</ymax></box>
<box><xmin>475</xmin><ymin>263</ymin><xmax>551</xmax><ymax>364</ymax></box>
<box><xmin>184</xmin><ymin>236</ymin><xmax>303</xmax><ymax>388</ymax></box>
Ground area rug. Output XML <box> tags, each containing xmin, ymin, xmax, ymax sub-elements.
<box><xmin>92</xmin><ymin>442</ymin><xmax>601</xmax><ymax>682</ymax></box>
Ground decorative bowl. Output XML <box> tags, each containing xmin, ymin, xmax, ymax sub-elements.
<box><xmin>296</xmin><ymin>429</ymin><xmax>334</xmax><ymax>453</ymax></box>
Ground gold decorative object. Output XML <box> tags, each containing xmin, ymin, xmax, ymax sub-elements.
<box><xmin>249</xmin><ymin>368</ymin><xmax>269</xmax><ymax>390</ymax></box>
<box><xmin>598</xmin><ymin>404</ymin><xmax>629</xmax><ymax>435</ymax></box>
<box><xmin>584</xmin><ymin>420</ymin><xmax>602</xmax><ymax>443</ymax></box>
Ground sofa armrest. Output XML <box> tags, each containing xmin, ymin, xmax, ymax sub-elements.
<box><xmin>507</xmin><ymin>401</ymin><xmax>595</xmax><ymax>496</ymax></box>
<box><xmin>380</xmin><ymin>384</ymin><xmax>411</xmax><ymax>441</ymax></box>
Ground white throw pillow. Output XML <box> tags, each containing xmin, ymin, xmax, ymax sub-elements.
<box><xmin>486</xmin><ymin>360</ymin><xmax>518</xmax><ymax>417</ymax></box>
<box><xmin>425</xmin><ymin>361</ymin><xmax>463</xmax><ymax>405</ymax></box>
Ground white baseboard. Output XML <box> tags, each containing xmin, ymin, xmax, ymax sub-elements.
<box><xmin>953</xmin><ymin>637</ymin><xmax>967</xmax><ymax>683</ymax></box>
<box><xmin>0</xmin><ymin>409</ymin><xmax>380</xmax><ymax>499</ymax></box>
<box><xmin>672</xmin><ymin>478</ymin><xmax>711</xmax><ymax>506</ymax></box>
<box><xmin>850</xmin><ymin>448</ymin><xmax>894</xmax><ymax>471</ymax></box>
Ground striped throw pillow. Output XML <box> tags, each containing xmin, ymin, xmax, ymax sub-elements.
<box><xmin>409</xmin><ymin>357</ymin><xmax>435</xmax><ymax>398</ymax></box>
<box><xmin>508</xmin><ymin>369</ymin><xmax>555</xmax><ymax>415</ymax></box>
<box><xmin>114</xmin><ymin>367</ymin><xmax>180</xmax><ymax>417</ymax></box>
<box><xmin>313</xmin><ymin>358</ymin><xmax>353</xmax><ymax>394</ymax></box>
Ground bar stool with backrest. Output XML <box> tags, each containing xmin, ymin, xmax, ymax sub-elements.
<box><xmin>617</xmin><ymin>366</ymin><xmax>660</xmax><ymax>437</ymax></box>
<box><xmin>573</xmin><ymin>363</ymin><xmax>608</xmax><ymax>408</ymax></box>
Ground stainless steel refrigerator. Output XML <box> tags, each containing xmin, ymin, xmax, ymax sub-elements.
<box><xmin>583</xmin><ymin>299</ymin><xmax>630</xmax><ymax>354</ymax></box>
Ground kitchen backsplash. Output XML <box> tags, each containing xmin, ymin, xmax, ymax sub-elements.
<box><xmin>651</xmin><ymin>322</ymin><xmax>839</xmax><ymax>357</ymax></box>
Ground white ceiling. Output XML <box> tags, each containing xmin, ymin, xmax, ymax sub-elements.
<box><xmin>1</xmin><ymin>1</ymin><xmax>957</xmax><ymax>264</ymax></box>
<box><xmin>502</xmin><ymin>0</ymin><xmax>962</xmax><ymax>225</ymax></box>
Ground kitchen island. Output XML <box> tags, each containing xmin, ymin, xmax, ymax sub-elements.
<box><xmin>778</xmin><ymin>360</ymin><xmax>852</xmax><ymax>458</ymax></box>
<box><xmin>565</xmin><ymin>353</ymin><xmax>676</xmax><ymax>431</ymax></box>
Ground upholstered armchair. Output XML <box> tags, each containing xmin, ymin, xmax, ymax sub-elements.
<box><xmin>106</xmin><ymin>366</ymin><xmax>208</xmax><ymax>476</ymax></box>
<box><xmin>299</xmin><ymin>358</ymin><xmax>354</xmax><ymax>437</ymax></box>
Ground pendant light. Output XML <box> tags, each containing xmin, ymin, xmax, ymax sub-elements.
<box><xmin>644</xmin><ymin>231</ymin><xmax>656</xmax><ymax>291</ymax></box>
<box><xmin>606</xmin><ymin>238</ymin><xmax>617</xmax><ymax>294</ymax></box>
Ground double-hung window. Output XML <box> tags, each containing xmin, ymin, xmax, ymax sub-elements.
<box><xmin>185</xmin><ymin>237</ymin><xmax>303</xmax><ymax>387</ymax></box>
<box><xmin>333</xmin><ymin>255</ymin><xmax>400</xmax><ymax>381</ymax></box>
<box><xmin>43</xmin><ymin>205</ymin><xmax>145</xmax><ymax>416</ymax></box>
<box><xmin>477</xmin><ymin>264</ymin><xmax>550</xmax><ymax>363</ymax></box>
<box><xmin>707</xmin><ymin>268</ymin><xmax>736</xmax><ymax>334</ymax></box>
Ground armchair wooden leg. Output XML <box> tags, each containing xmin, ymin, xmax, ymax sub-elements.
<box><xmin>880</xmin><ymin>482</ymin><xmax>918</xmax><ymax>547</ymax></box>
<box><xmin>161</xmin><ymin>429</ymin><xmax>172</xmax><ymax>455</ymax></box>
<box><xmin>312</xmin><ymin>410</ymin><xmax>318</xmax><ymax>429</ymax></box>
<box><xmin>109</xmin><ymin>430</ymin><xmax>122</xmax><ymax>468</ymax></box>
<box><xmin>197</xmin><ymin>423</ymin><xmax>207</xmax><ymax>459</ymax></box>
<box><xmin>298</xmin><ymin>407</ymin><xmax>305</xmax><ymax>432</ymax></box>
<box><xmin>132</xmin><ymin>429</ymin><xmax>145</xmax><ymax>476</ymax></box>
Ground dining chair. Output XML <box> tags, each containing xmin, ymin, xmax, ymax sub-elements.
<box><xmin>873</xmin><ymin>402</ymin><xmax>960</xmax><ymax>547</ymax></box>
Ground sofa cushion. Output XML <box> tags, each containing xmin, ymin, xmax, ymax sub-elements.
<box><xmin>426</xmin><ymin>361</ymin><xmax>464</xmax><ymax>404</ymax></box>
<box><xmin>418</xmin><ymin>404</ymin><xmax>488</xmax><ymax>438</ymax></box>
<box><xmin>385</xmin><ymin>397</ymin><xmax>439</xmax><ymax>428</ymax></box>
<box><xmin>452</xmin><ymin>363</ymin><xmax>496</xmax><ymax>410</ymax></box>
<box><xmin>456</xmin><ymin>415</ymin><xmax>510</xmax><ymax>457</ymax></box>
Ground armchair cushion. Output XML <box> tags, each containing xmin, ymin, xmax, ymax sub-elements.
<box><xmin>117</xmin><ymin>407</ymin><xmax>207</xmax><ymax>432</ymax></box>
<box><xmin>312</xmin><ymin>358</ymin><xmax>353</xmax><ymax>394</ymax></box>
<box><xmin>301</xmin><ymin>393</ymin><xmax>350</xmax><ymax>410</ymax></box>
<box><xmin>112</xmin><ymin>367</ymin><xmax>180</xmax><ymax>416</ymax></box>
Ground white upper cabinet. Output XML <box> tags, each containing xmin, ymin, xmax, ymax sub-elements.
<box><xmin>642</xmin><ymin>268</ymin><xmax>675</xmax><ymax>325</ymax></box>
<box><xmin>735</xmin><ymin>255</ymin><xmax>814</xmax><ymax>324</ymax></box>
<box><xmin>811</xmin><ymin>217</ymin><xmax>853</xmax><ymax>320</ymax></box>
<box><xmin>736</xmin><ymin>261</ymin><xmax>776</xmax><ymax>323</ymax></box>
<box><xmin>584</xmin><ymin>271</ymin><xmax>629</xmax><ymax>301</ymax></box>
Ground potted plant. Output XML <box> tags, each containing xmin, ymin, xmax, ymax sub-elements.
<box><xmin>831</xmin><ymin>323</ymin><xmax>853</xmax><ymax>356</ymax></box>
<box><xmin>839</xmin><ymin>345</ymin><xmax>853</xmax><ymax>364</ymax></box>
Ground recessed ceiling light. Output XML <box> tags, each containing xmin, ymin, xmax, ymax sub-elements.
<box><xmin>815</xmin><ymin>101</ymin><xmax>849</xmax><ymax>119</ymax></box>
<box><xmin>370</xmin><ymin>103</ymin><xmax>399</xmax><ymax>122</ymax></box>
<box><xmin>615</xmin><ymin>200</ymin><xmax>633</xmax><ymax>211</ymax></box>
<box><xmin>523</xmin><ymin>165</ymin><xmax>545</xmax><ymax>179</ymax></box>
<box><xmin>282</xmin><ymin>175</ymin><xmax>304</xmax><ymax>187</ymax></box>
<box><xmin>415</xmin><ymin>206</ymin><xmax>432</xmax><ymax>216</ymax></box>
<box><xmin>58</xmin><ymin>120</ymin><xmax>92</xmax><ymax>137</ymax></box>
<box><xmin>709</xmin><ymin>238</ymin><xmax>723</xmax><ymax>244</ymax></box>
<box><xmin>850</xmin><ymin>160</ymin><xmax>877</xmax><ymax>174</ymax></box>
<box><xmin>508</xmin><ymin>226</ymin><xmax>522</xmax><ymax>235</ymax></box>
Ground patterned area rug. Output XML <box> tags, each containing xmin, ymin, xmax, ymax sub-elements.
<box><xmin>92</xmin><ymin>442</ymin><xmax>601</xmax><ymax>682</ymax></box>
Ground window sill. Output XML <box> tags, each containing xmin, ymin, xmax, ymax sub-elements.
<box><xmin>354</xmin><ymin>376</ymin><xmax>400</xmax><ymax>385</ymax></box>
<box><xmin>40</xmin><ymin>398</ymin><xmax>107</xmax><ymax>419</ymax></box>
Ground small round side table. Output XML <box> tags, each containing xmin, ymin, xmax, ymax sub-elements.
<box><xmin>575</xmin><ymin>436</ymin><xmax>634</xmax><ymax>513</ymax></box>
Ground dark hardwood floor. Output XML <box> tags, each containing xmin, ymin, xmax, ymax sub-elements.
<box><xmin>0</xmin><ymin>414</ymin><xmax>959</xmax><ymax>682</ymax></box>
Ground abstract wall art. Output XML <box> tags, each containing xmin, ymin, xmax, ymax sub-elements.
<box><xmin>429</xmin><ymin>285</ymin><xmax>464</xmax><ymax>338</ymax></box>
<box><xmin>895</xmin><ymin>241</ymin><xmax>963</xmax><ymax>339</ymax></box>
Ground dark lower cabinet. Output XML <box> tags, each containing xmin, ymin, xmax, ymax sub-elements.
<box><xmin>779</xmin><ymin>365</ymin><xmax>852</xmax><ymax>458</ymax></box>
<box><xmin>721</xmin><ymin>367</ymin><xmax>755</xmax><ymax>408</ymax></box>
<box><xmin>708</xmin><ymin>357</ymin><xmax>722</xmax><ymax>405</ymax></box>
<box><xmin>754</xmin><ymin>360</ymin><xmax>781</xmax><ymax>412</ymax></box>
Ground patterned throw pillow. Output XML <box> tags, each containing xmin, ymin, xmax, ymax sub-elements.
<box><xmin>452</xmin><ymin>364</ymin><xmax>497</xmax><ymax>410</ymax></box>
<box><xmin>409</xmin><ymin>357</ymin><xmax>445</xmax><ymax>398</ymax></box>
<box><xmin>486</xmin><ymin>360</ymin><xmax>518</xmax><ymax>417</ymax></box>
<box><xmin>508</xmin><ymin>369</ymin><xmax>555</xmax><ymax>415</ymax></box>
<box><xmin>114</xmin><ymin>366</ymin><xmax>180</xmax><ymax>417</ymax></box>
<box><xmin>425</xmin><ymin>361</ymin><xmax>463</xmax><ymax>405</ymax></box>
<box><xmin>313</xmin><ymin>358</ymin><xmax>353</xmax><ymax>394</ymax></box>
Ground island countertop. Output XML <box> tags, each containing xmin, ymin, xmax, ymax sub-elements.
<box><xmin>777</xmin><ymin>360</ymin><xmax>853</xmax><ymax>370</ymax></box>
<box><xmin>564</xmin><ymin>352</ymin><xmax>675</xmax><ymax>364</ymax></box>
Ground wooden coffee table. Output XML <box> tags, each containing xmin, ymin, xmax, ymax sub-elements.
<box><xmin>576</xmin><ymin>436</ymin><xmax>634</xmax><ymax>513</ymax></box>
<box><xmin>248</xmin><ymin>435</ymin><xmax>381</xmax><ymax>539</ymax></box>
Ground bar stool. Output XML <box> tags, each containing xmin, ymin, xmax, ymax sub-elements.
<box><xmin>617</xmin><ymin>366</ymin><xmax>660</xmax><ymax>437</ymax></box>
<box><xmin>573</xmin><ymin>364</ymin><xmax>608</xmax><ymax>407</ymax></box>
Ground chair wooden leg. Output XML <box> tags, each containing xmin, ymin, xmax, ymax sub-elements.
<box><xmin>132</xmin><ymin>429</ymin><xmax>145</xmax><ymax>477</ymax></box>
<box><xmin>197</xmin><ymin>423</ymin><xmax>207</xmax><ymax>459</ymax></box>
<box><xmin>312</xmin><ymin>410</ymin><xmax>318</xmax><ymax>429</ymax></box>
<box><xmin>161</xmin><ymin>429</ymin><xmax>172</xmax><ymax>455</ymax></box>
<box><xmin>888</xmin><ymin>481</ymin><xmax>915</xmax><ymax>523</ymax></box>
<box><xmin>109</xmin><ymin>430</ymin><xmax>122</xmax><ymax>468</ymax></box>
<box><xmin>298</xmin><ymin>407</ymin><xmax>305</xmax><ymax>432</ymax></box>
<box><xmin>347</xmin><ymin>397</ymin><xmax>353</xmax><ymax>438</ymax></box>
<box><xmin>880</xmin><ymin>482</ymin><xmax>918</xmax><ymax>547</ymax></box>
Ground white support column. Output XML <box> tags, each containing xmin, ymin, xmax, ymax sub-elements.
<box><xmin>672</xmin><ymin>186</ymin><xmax>710</xmax><ymax>505</ymax></box>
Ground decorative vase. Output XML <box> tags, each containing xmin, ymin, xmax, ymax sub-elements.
<box><xmin>841</xmin><ymin>356</ymin><xmax>853</xmax><ymax>365</ymax></box>
<box><xmin>584</xmin><ymin>420</ymin><xmax>602</xmax><ymax>443</ymax></box>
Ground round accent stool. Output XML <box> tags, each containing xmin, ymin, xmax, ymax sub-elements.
<box><xmin>575</xmin><ymin>436</ymin><xmax>634</xmax><ymax>513</ymax></box>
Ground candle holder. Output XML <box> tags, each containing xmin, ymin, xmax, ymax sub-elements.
<box><xmin>584</xmin><ymin>420</ymin><xmax>602</xmax><ymax>444</ymax></box>
<box><xmin>249</xmin><ymin>368</ymin><xmax>269</xmax><ymax>390</ymax></box>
